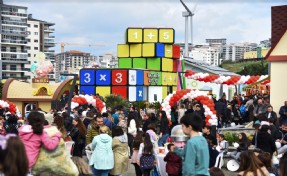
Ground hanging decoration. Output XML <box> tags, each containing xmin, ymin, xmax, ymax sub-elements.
<box><xmin>0</xmin><ymin>100</ymin><xmax>21</xmax><ymax>116</ymax></box>
<box><xmin>184</xmin><ymin>70</ymin><xmax>269</xmax><ymax>85</ymax></box>
<box><xmin>71</xmin><ymin>94</ymin><xmax>106</xmax><ymax>113</ymax></box>
<box><xmin>161</xmin><ymin>89</ymin><xmax>217</xmax><ymax>126</ymax></box>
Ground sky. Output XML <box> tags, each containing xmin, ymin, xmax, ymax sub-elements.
<box><xmin>8</xmin><ymin>0</ymin><xmax>287</xmax><ymax>56</ymax></box>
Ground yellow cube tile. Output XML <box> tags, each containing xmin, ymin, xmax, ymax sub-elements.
<box><xmin>96</xmin><ymin>86</ymin><xmax>111</xmax><ymax>99</ymax></box>
<box><xmin>171</xmin><ymin>73</ymin><xmax>178</xmax><ymax>86</ymax></box>
<box><xmin>159</xmin><ymin>28</ymin><xmax>174</xmax><ymax>44</ymax></box>
<box><xmin>164</xmin><ymin>45</ymin><xmax>173</xmax><ymax>58</ymax></box>
<box><xmin>173</xmin><ymin>86</ymin><xmax>178</xmax><ymax>92</ymax></box>
<box><xmin>117</xmin><ymin>44</ymin><xmax>129</xmax><ymax>57</ymax></box>
<box><xmin>130</xmin><ymin>44</ymin><xmax>142</xmax><ymax>57</ymax></box>
<box><xmin>162</xmin><ymin>86</ymin><xmax>168</xmax><ymax>99</ymax></box>
<box><xmin>167</xmin><ymin>58</ymin><xmax>173</xmax><ymax>71</ymax></box>
<box><xmin>142</xmin><ymin>43</ymin><xmax>155</xmax><ymax>57</ymax></box>
<box><xmin>127</xmin><ymin>28</ymin><xmax>143</xmax><ymax>43</ymax></box>
<box><xmin>167</xmin><ymin>73</ymin><xmax>173</xmax><ymax>85</ymax></box>
<box><xmin>143</xmin><ymin>28</ymin><xmax>158</xmax><ymax>43</ymax></box>
<box><xmin>162</xmin><ymin>72</ymin><xmax>168</xmax><ymax>85</ymax></box>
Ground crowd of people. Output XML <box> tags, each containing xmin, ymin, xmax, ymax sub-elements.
<box><xmin>0</xmin><ymin>91</ymin><xmax>287</xmax><ymax>176</ymax></box>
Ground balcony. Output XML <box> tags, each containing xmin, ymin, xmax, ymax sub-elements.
<box><xmin>1</xmin><ymin>49</ymin><xmax>27</xmax><ymax>53</ymax></box>
<box><xmin>2</xmin><ymin>75</ymin><xmax>30</xmax><ymax>80</ymax></box>
<box><xmin>44</xmin><ymin>28</ymin><xmax>55</xmax><ymax>33</ymax></box>
<box><xmin>44</xmin><ymin>50</ymin><xmax>55</xmax><ymax>53</ymax></box>
<box><xmin>1</xmin><ymin>11</ymin><xmax>28</xmax><ymax>18</ymax></box>
<box><xmin>1</xmin><ymin>20</ymin><xmax>27</xmax><ymax>26</ymax></box>
<box><xmin>1</xmin><ymin>58</ymin><xmax>29</xmax><ymax>64</ymax></box>
<box><xmin>1</xmin><ymin>30</ymin><xmax>28</xmax><ymax>36</ymax></box>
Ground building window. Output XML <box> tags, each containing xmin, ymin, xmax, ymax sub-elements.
<box><xmin>27</xmin><ymin>24</ymin><xmax>30</xmax><ymax>27</ymax></box>
<box><xmin>34</xmin><ymin>32</ymin><xmax>38</xmax><ymax>35</ymax></box>
<box><xmin>27</xmin><ymin>39</ymin><xmax>31</xmax><ymax>42</ymax></box>
<box><xmin>28</xmin><ymin>54</ymin><xmax>31</xmax><ymax>57</ymax></box>
<box><xmin>34</xmin><ymin>47</ymin><xmax>38</xmax><ymax>50</ymax></box>
<box><xmin>10</xmin><ymin>65</ymin><xmax>17</xmax><ymax>70</ymax></box>
<box><xmin>34</xmin><ymin>39</ymin><xmax>38</xmax><ymax>43</ymax></box>
<box><xmin>10</xmin><ymin>74</ymin><xmax>17</xmax><ymax>77</ymax></box>
<box><xmin>10</xmin><ymin>47</ymin><xmax>16</xmax><ymax>52</ymax></box>
<box><xmin>34</xmin><ymin>25</ymin><xmax>38</xmax><ymax>28</ymax></box>
<box><xmin>2</xmin><ymin>65</ymin><xmax>6</xmax><ymax>70</ymax></box>
<box><xmin>1</xmin><ymin>46</ymin><xmax>6</xmax><ymax>52</ymax></box>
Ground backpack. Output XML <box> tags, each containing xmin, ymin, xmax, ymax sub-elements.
<box><xmin>239</xmin><ymin>105</ymin><xmax>246</xmax><ymax>117</ymax></box>
<box><xmin>140</xmin><ymin>154</ymin><xmax>155</xmax><ymax>170</ymax></box>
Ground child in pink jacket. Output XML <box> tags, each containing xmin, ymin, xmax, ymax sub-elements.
<box><xmin>19</xmin><ymin>111</ymin><xmax>61</xmax><ymax>169</ymax></box>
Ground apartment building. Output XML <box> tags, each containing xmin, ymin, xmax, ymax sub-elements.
<box><xmin>26</xmin><ymin>14</ymin><xmax>55</xmax><ymax>81</ymax></box>
<box><xmin>189</xmin><ymin>44</ymin><xmax>220</xmax><ymax>66</ymax></box>
<box><xmin>206</xmin><ymin>38</ymin><xmax>227</xmax><ymax>45</ymax></box>
<box><xmin>55</xmin><ymin>50</ymin><xmax>96</xmax><ymax>82</ymax></box>
<box><xmin>98</xmin><ymin>53</ymin><xmax>118</xmax><ymax>68</ymax></box>
<box><xmin>0</xmin><ymin>1</ymin><xmax>29</xmax><ymax>80</ymax></box>
<box><xmin>222</xmin><ymin>42</ymin><xmax>258</xmax><ymax>61</ymax></box>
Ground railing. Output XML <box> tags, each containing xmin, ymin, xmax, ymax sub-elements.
<box><xmin>1</xmin><ymin>49</ymin><xmax>27</xmax><ymax>53</ymax></box>
<box><xmin>1</xmin><ymin>30</ymin><xmax>28</xmax><ymax>35</ymax></box>
<box><xmin>1</xmin><ymin>11</ymin><xmax>28</xmax><ymax>17</ymax></box>
<box><xmin>1</xmin><ymin>20</ymin><xmax>27</xmax><ymax>26</ymax></box>
<box><xmin>1</xmin><ymin>39</ymin><xmax>27</xmax><ymax>44</ymax></box>
<box><xmin>44</xmin><ymin>28</ymin><xmax>55</xmax><ymax>31</ymax></box>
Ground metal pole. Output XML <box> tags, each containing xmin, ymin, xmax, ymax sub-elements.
<box><xmin>61</xmin><ymin>73</ymin><xmax>77</xmax><ymax>116</ymax></box>
<box><xmin>185</xmin><ymin>16</ymin><xmax>189</xmax><ymax>57</ymax></box>
<box><xmin>190</xmin><ymin>14</ymin><xmax>193</xmax><ymax>50</ymax></box>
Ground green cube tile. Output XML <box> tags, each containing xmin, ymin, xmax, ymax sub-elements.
<box><xmin>133</xmin><ymin>58</ymin><xmax>146</xmax><ymax>69</ymax></box>
<box><xmin>118</xmin><ymin>58</ymin><xmax>132</xmax><ymax>68</ymax></box>
<box><xmin>149</xmin><ymin>71</ymin><xmax>162</xmax><ymax>86</ymax></box>
<box><xmin>147</xmin><ymin>57</ymin><xmax>161</xmax><ymax>71</ymax></box>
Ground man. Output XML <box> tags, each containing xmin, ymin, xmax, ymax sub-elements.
<box><xmin>86</xmin><ymin>116</ymin><xmax>110</xmax><ymax>144</ymax></box>
<box><xmin>112</xmin><ymin>108</ymin><xmax>120</xmax><ymax>125</ymax></box>
<box><xmin>274</xmin><ymin>123</ymin><xmax>287</xmax><ymax>155</ymax></box>
<box><xmin>202</xmin><ymin>125</ymin><xmax>217</xmax><ymax>146</ymax></box>
<box><xmin>279</xmin><ymin>101</ymin><xmax>287</xmax><ymax>126</ymax></box>
<box><xmin>265</xmin><ymin>105</ymin><xmax>278</xmax><ymax>125</ymax></box>
<box><xmin>253</xmin><ymin>98</ymin><xmax>266</xmax><ymax>122</ymax></box>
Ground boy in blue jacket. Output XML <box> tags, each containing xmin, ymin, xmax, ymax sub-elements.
<box><xmin>174</xmin><ymin>113</ymin><xmax>210</xmax><ymax>176</ymax></box>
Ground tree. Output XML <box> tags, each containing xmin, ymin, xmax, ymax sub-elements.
<box><xmin>237</xmin><ymin>61</ymin><xmax>268</xmax><ymax>75</ymax></box>
<box><xmin>104</xmin><ymin>94</ymin><xmax>129</xmax><ymax>110</ymax></box>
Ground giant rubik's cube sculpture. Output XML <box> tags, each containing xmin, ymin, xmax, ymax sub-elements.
<box><xmin>80</xmin><ymin>27</ymin><xmax>181</xmax><ymax>102</ymax></box>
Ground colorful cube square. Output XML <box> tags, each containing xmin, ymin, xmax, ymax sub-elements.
<box><xmin>96</xmin><ymin>86</ymin><xmax>111</xmax><ymax>98</ymax></box>
<box><xmin>126</xmin><ymin>28</ymin><xmax>143</xmax><ymax>43</ymax></box>
<box><xmin>136</xmin><ymin>86</ymin><xmax>144</xmax><ymax>101</ymax></box>
<box><xmin>162</xmin><ymin>86</ymin><xmax>168</xmax><ymax>99</ymax></box>
<box><xmin>173</xmin><ymin>59</ymin><xmax>179</xmax><ymax>72</ymax></box>
<box><xmin>136</xmin><ymin>70</ymin><xmax>144</xmax><ymax>85</ymax></box>
<box><xmin>112</xmin><ymin>86</ymin><xmax>127</xmax><ymax>99</ymax></box>
<box><xmin>144</xmin><ymin>71</ymin><xmax>150</xmax><ymax>86</ymax></box>
<box><xmin>133</xmin><ymin>58</ymin><xmax>146</xmax><ymax>69</ymax></box>
<box><xmin>118</xmin><ymin>58</ymin><xmax>132</xmax><ymax>68</ymax></box>
<box><xmin>161</xmin><ymin>58</ymin><xmax>173</xmax><ymax>72</ymax></box>
<box><xmin>165</xmin><ymin>45</ymin><xmax>173</xmax><ymax>58</ymax></box>
<box><xmin>162</xmin><ymin>72</ymin><xmax>168</xmax><ymax>85</ymax></box>
<box><xmin>80</xmin><ymin>69</ymin><xmax>96</xmax><ymax>85</ymax></box>
<box><xmin>172</xmin><ymin>45</ymin><xmax>180</xmax><ymax>59</ymax></box>
<box><xmin>117</xmin><ymin>44</ymin><xmax>129</xmax><ymax>57</ymax></box>
<box><xmin>148</xmin><ymin>71</ymin><xmax>162</xmax><ymax>86</ymax></box>
<box><xmin>148</xmin><ymin>86</ymin><xmax>163</xmax><ymax>102</ymax></box>
<box><xmin>96</xmin><ymin>70</ymin><xmax>111</xmax><ymax>85</ymax></box>
<box><xmin>155</xmin><ymin>43</ymin><xmax>164</xmax><ymax>57</ymax></box>
<box><xmin>130</xmin><ymin>44</ymin><xmax>142</xmax><ymax>57</ymax></box>
<box><xmin>143</xmin><ymin>28</ymin><xmax>158</xmax><ymax>43</ymax></box>
<box><xmin>80</xmin><ymin>86</ymin><xmax>95</xmax><ymax>95</ymax></box>
<box><xmin>147</xmin><ymin>57</ymin><xmax>161</xmax><ymax>71</ymax></box>
<box><xmin>142</xmin><ymin>43</ymin><xmax>155</xmax><ymax>57</ymax></box>
<box><xmin>112</xmin><ymin>70</ymin><xmax>127</xmax><ymax>85</ymax></box>
<box><xmin>128</xmin><ymin>86</ymin><xmax>137</xmax><ymax>102</ymax></box>
<box><xmin>159</xmin><ymin>28</ymin><xmax>175</xmax><ymax>44</ymax></box>
<box><xmin>171</xmin><ymin>73</ymin><xmax>178</xmax><ymax>86</ymax></box>
<box><xmin>129</xmin><ymin>70</ymin><xmax>137</xmax><ymax>85</ymax></box>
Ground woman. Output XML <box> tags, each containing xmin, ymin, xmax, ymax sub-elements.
<box><xmin>110</xmin><ymin>126</ymin><xmax>129</xmax><ymax>176</ymax></box>
<box><xmin>70</xmin><ymin>117</ymin><xmax>87</xmax><ymax>157</ymax></box>
<box><xmin>230</xmin><ymin>132</ymin><xmax>249</xmax><ymax>161</ymax></box>
<box><xmin>0</xmin><ymin>134</ymin><xmax>29</xmax><ymax>176</ymax></box>
<box><xmin>53</xmin><ymin>115</ymin><xmax>68</xmax><ymax>140</ymax></box>
<box><xmin>158</xmin><ymin>111</ymin><xmax>170</xmax><ymax>147</ymax></box>
<box><xmin>131</xmin><ymin>131</ymin><xmax>144</xmax><ymax>176</ymax></box>
<box><xmin>18</xmin><ymin>111</ymin><xmax>61</xmax><ymax>169</ymax></box>
<box><xmin>279</xmin><ymin>153</ymin><xmax>287</xmax><ymax>176</ymax></box>
<box><xmin>127</xmin><ymin>113</ymin><xmax>140</xmax><ymax>155</ymax></box>
<box><xmin>238</xmin><ymin>151</ymin><xmax>269</xmax><ymax>176</ymax></box>
<box><xmin>89</xmin><ymin>126</ymin><xmax>114</xmax><ymax>176</ymax></box>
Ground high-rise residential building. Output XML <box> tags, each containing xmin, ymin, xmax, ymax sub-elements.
<box><xmin>55</xmin><ymin>50</ymin><xmax>96</xmax><ymax>82</ymax></box>
<box><xmin>98</xmin><ymin>53</ymin><xmax>118</xmax><ymax>68</ymax></box>
<box><xmin>0</xmin><ymin>1</ymin><xmax>29</xmax><ymax>80</ymax></box>
<box><xmin>189</xmin><ymin>44</ymin><xmax>220</xmax><ymax>66</ymax></box>
<box><xmin>205</xmin><ymin>38</ymin><xmax>227</xmax><ymax>45</ymax></box>
<box><xmin>26</xmin><ymin>14</ymin><xmax>55</xmax><ymax>81</ymax></box>
<box><xmin>221</xmin><ymin>42</ymin><xmax>258</xmax><ymax>61</ymax></box>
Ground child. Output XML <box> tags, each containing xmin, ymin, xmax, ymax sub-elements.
<box><xmin>0</xmin><ymin>134</ymin><xmax>29</xmax><ymax>176</ymax></box>
<box><xmin>117</xmin><ymin>114</ymin><xmax>127</xmax><ymax>134</ymax></box>
<box><xmin>18</xmin><ymin>111</ymin><xmax>61</xmax><ymax>170</ymax></box>
<box><xmin>174</xmin><ymin>113</ymin><xmax>210</xmax><ymax>176</ymax></box>
<box><xmin>131</xmin><ymin>131</ymin><xmax>143</xmax><ymax>176</ymax></box>
<box><xmin>164</xmin><ymin>143</ymin><xmax>182</xmax><ymax>176</ymax></box>
<box><xmin>217</xmin><ymin>134</ymin><xmax>228</xmax><ymax>152</ymax></box>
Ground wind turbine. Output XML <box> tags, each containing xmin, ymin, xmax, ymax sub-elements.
<box><xmin>180</xmin><ymin>0</ymin><xmax>198</xmax><ymax>57</ymax></box>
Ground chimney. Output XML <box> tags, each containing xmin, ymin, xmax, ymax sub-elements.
<box><xmin>271</xmin><ymin>5</ymin><xmax>287</xmax><ymax>48</ymax></box>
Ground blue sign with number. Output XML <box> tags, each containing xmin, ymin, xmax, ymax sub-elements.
<box><xmin>136</xmin><ymin>70</ymin><xmax>144</xmax><ymax>85</ymax></box>
<box><xmin>80</xmin><ymin>70</ymin><xmax>96</xmax><ymax>85</ymax></box>
<box><xmin>136</xmin><ymin>86</ymin><xmax>144</xmax><ymax>101</ymax></box>
<box><xmin>96</xmin><ymin>70</ymin><xmax>111</xmax><ymax>85</ymax></box>
<box><xmin>80</xmin><ymin>86</ymin><xmax>95</xmax><ymax>95</ymax></box>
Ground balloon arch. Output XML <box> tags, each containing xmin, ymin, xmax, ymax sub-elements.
<box><xmin>161</xmin><ymin>89</ymin><xmax>217</xmax><ymax>126</ymax></box>
<box><xmin>71</xmin><ymin>94</ymin><xmax>106</xmax><ymax>113</ymax></box>
<box><xmin>0</xmin><ymin>100</ymin><xmax>21</xmax><ymax>116</ymax></box>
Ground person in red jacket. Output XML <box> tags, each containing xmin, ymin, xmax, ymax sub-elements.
<box><xmin>164</xmin><ymin>143</ymin><xmax>182</xmax><ymax>176</ymax></box>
